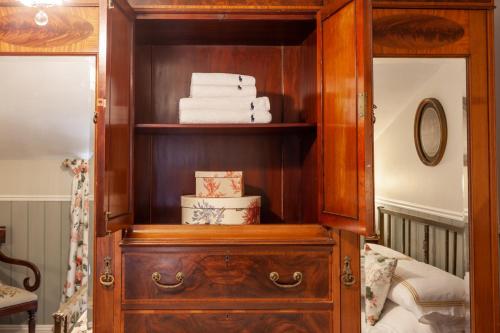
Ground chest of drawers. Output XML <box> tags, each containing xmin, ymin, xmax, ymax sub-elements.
<box><xmin>120</xmin><ymin>225</ymin><xmax>336</xmax><ymax>333</ymax></box>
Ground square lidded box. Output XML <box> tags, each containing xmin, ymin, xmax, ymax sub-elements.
<box><xmin>195</xmin><ymin>171</ymin><xmax>244</xmax><ymax>198</ymax></box>
<box><xmin>181</xmin><ymin>195</ymin><xmax>260</xmax><ymax>225</ymax></box>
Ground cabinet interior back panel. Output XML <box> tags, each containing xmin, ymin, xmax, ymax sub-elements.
<box><xmin>133</xmin><ymin>36</ymin><xmax>318</xmax><ymax>225</ymax></box>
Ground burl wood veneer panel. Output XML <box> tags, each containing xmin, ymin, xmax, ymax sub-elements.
<box><xmin>124</xmin><ymin>310</ymin><xmax>332</xmax><ymax>333</ymax></box>
<box><xmin>123</xmin><ymin>247</ymin><xmax>332</xmax><ymax>302</ymax></box>
<box><xmin>373</xmin><ymin>9</ymin><xmax>470</xmax><ymax>56</ymax></box>
<box><xmin>0</xmin><ymin>6</ymin><xmax>98</xmax><ymax>53</ymax></box>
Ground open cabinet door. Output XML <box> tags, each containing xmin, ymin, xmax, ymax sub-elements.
<box><xmin>318</xmin><ymin>0</ymin><xmax>374</xmax><ymax>235</ymax></box>
<box><xmin>95</xmin><ymin>0</ymin><xmax>135</xmax><ymax>237</ymax></box>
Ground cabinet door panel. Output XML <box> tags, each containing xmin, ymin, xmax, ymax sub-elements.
<box><xmin>318</xmin><ymin>0</ymin><xmax>374</xmax><ymax>235</ymax></box>
<box><xmin>96</xmin><ymin>0</ymin><xmax>134</xmax><ymax>236</ymax></box>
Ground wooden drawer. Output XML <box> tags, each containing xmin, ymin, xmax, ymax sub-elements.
<box><xmin>122</xmin><ymin>246</ymin><xmax>332</xmax><ymax>303</ymax></box>
<box><xmin>123</xmin><ymin>310</ymin><xmax>332</xmax><ymax>333</ymax></box>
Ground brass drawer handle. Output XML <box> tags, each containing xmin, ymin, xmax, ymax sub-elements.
<box><xmin>99</xmin><ymin>273</ymin><xmax>114</xmax><ymax>288</ymax></box>
<box><xmin>152</xmin><ymin>272</ymin><xmax>184</xmax><ymax>289</ymax></box>
<box><xmin>269</xmin><ymin>271</ymin><xmax>303</xmax><ymax>289</ymax></box>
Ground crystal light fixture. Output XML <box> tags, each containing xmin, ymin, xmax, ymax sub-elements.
<box><xmin>19</xmin><ymin>0</ymin><xmax>64</xmax><ymax>26</ymax></box>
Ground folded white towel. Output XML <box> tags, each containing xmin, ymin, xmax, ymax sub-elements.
<box><xmin>190</xmin><ymin>85</ymin><xmax>257</xmax><ymax>98</ymax></box>
<box><xmin>192</xmin><ymin>73</ymin><xmax>256</xmax><ymax>86</ymax></box>
<box><xmin>179</xmin><ymin>97</ymin><xmax>270</xmax><ymax>112</ymax></box>
<box><xmin>179</xmin><ymin>109</ymin><xmax>272</xmax><ymax>124</ymax></box>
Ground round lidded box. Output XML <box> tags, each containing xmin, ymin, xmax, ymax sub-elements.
<box><xmin>181</xmin><ymin>195</ymin><xmax>260</xmax><ymax>225</ymax></box>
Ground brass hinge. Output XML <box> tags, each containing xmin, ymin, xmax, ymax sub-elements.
<box><xmin>358</xmin><ymin>92</ymin><xmax>367</xmax><ymax>118</ymax></box>
<box><xmin>93</xmin><ymin>111</ymin><xmax>98</xmax><ymax>124</ymax></box>
<box><xmin>97</xmin><ymin>98</ymin><xmax>107</xmax><ymax>108</ymax></box>
<box><xmin>108</xmin><ymin>0</ymin><xmax>114</xmax><ymax>9</ymax></box>
<box><xmin>105</xmin><ymin>211</ymin><xmax>112</xmax><ymax>222</ymax></box>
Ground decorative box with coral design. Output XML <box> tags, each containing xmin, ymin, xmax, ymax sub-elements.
<box><xmin>181</xmin><ymin>195</ymin><xmax>260</xmax><ymax>225</ymax></box>
<box><xmin>195</xmin><ymin>171</ymin><xmax>244</xmax><ymax>198</ymax></box>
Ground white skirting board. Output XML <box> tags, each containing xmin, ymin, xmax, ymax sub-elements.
<box><xmin>0</xmin><ymin>325</ymin><xmax>53</xmax><ymax>333</ymax></box>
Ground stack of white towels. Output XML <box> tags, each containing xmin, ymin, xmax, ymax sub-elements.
<box><xmin>179</xmin><ymin>73</ymin><xmax>272</xmax><ymax>124</ymax></box>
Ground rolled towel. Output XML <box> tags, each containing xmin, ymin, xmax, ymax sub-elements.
<box><xmin>179</xmin><ymin>97</ymin><xmax>270</xmax><ymax>112</ymax></box>
<box><xmin>192</xmin><ymin>73</ymin><xmax>256</xmax><ymax>86</ymax></box>
<box><xmin>179</xmin><ymin>109</ymin><xmax>272</xmax><ymax>124</ymax></box>
<box><xmin>190</xmin><ymin>85</ymin><xmax>257</xmax><ymax>98</ymax></box>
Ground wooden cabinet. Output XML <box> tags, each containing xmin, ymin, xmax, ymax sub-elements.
<box><xmin>92</xmin><ymin>0</ymin><xmax>499</xmax><ymax>332</ymax></box>
<box><xmin>96</xmin><ymin>0</ymin><xmax>374</xmax><ymax>233</ymax></box>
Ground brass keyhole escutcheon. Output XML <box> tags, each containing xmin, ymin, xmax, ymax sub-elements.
<box><xmin>341</xmin><ymin>256</ymin><xmax>356</xmax><ymax>287</ymax></box>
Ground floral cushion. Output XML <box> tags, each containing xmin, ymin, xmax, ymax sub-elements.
<box><xmin>0</xmin><ymin>285</ymin><xmax>37</xmax><ymax>308</ymax></box>
<box><xmin>364</xmin><ymin>244</ymin><xmax>398</xmax><ymax>326</ymax></box>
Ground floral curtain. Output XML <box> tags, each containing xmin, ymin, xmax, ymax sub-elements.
<box><xmin>61</xmin><ymin>159</ymin><xmax>90</xmax><ymax>304</ymax></box>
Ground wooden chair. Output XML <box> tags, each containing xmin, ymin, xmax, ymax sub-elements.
<box><xmin>0</xmin><ymin>226</ymin><xmax>41</xmax><ymax>333</ymax></box>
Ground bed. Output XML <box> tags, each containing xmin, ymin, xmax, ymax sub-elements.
<box><xmin>362</xmin><ymin>206</ymin><xmax>468</xmax><ymax>333</ymax></box>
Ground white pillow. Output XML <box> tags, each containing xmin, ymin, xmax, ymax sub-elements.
<box><xmin>366</xmin><ymin>243</ymin><xmax>414</xmax><ymax>261</ymax></box>
<box><xmin>364</xmin><ymin>244</ymin><xmax>398</xmax><ymax>326</ymax></box>
<box><xmin>387</xmin><ymin>259</ymin><xmax>466</xmax><ymax>324</ymax></box>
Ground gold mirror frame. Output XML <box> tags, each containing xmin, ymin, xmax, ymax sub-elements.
<box><xmin>414</xmin><ymin>98</ymin><xmax>448</xmax><ymax>166</ymax></box>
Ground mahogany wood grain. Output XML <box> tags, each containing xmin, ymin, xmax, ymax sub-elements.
<box><xmin>100</xmin><ymin>0</ymin><xmax>134</xmax><ymax>235</ymax></box>
<box><xmin>123</xmin><ymin>246</ymin><xmax>331</xmax><ymax>302</ymax></box>
<box><xmin>373</xmin><ymin>9</ymin><xmax>470</xmax><ymax>56</ymax></box>
<box><xmin>135</xmin><ymin>123</ymin><xmax>317</xmax><ymax>135</ymax></box>
<box><xmin>128</xmin><ymin>0</ymin><xmax>322</xmax><ymax>14</ymax></box>
<box><xmin>133</xmin><ymin>39</ymin><xmax>319</xmax><ymax>225</ymax></box>
<box><xmin>123</xmin><ymin>224</ymin><xmax>334</xmax><ymax>245</ymax></box>
<box><xmin>151</xmin><ymin>134</ymin><xmax>284</xmax><ymax>224</ymax></box>
<box><xmin>486</xmin><ymin>10</ymin><xmax>500</xmax><ymax>331</ymax></box>
<box><xmin>371</xmin><ymin>7</ymin><xmax>500</xmax><ymax>333</ymax></box>
<box><xmin>372</xmin><ymin>0</ymin><xmax>493</xmax><ymax>10</ymax></box>
<box><xmin>0</xmin><ymin>7</ymin><xmax>98</xmax><ymax>54</ymax></box>
<box><xmin>0</xmin><ymin>0</ymin><xmax>98</xmax><ymax>5</ymax></box>
<box><xmin>129</xmin><ymin>0</ymin><xmax>323</xmax><ymax>6</ymax></box>
<box><xmin>318</xmin><ymin>0</ymin><xmax>374</xmax><ymax>235</ymax></box>
<box><xmin>321</xmin><ymin>2</ymin><xmax>358</xmax><ymax>219</ymax></box>
<box><xmin>467</xmin><ymin>10</ymin><xmax>499</xmax><ymax>333</ymax></box>
<box><xmin>123</xmin><ymin>310</ymin><xmax>332</xmax><ymax>333</ymax></box>
<box><xmin>136</xmin><ymin>17</ymin><xmax>316</xmax><ymax>45</ymax></box>
<box><xmin>134</xmin><ymin>135</ymin><xmax>152</xmax><ymax>224</ymax></box>
<box><xmin>134</xmin><ymin>45</ymin><xmax>152</xmax><ymax>124</ymax></box>
<box><xmin>93</xmin><ymin>235</ymin><xmax>115</xmax><ymax>333</ymax></box>
<box><xmin>338</xmin><ymin>230</ymin><xmax>361</xmax><ymax>333</ymax></box>
<box><xmin>146</xmin><ymin>45</ymin><xmax>281</xmax><ymax>123</ymax></box>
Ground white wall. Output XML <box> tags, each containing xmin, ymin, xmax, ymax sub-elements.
<box><xmin>0</xmin><ymin>158</ymin><xmax>94</xmax><ymax>198</ymax></box>
<box><xmin>0</xmin><ymin>56</ymin><xmax>95</xmax><ymax>160</ymax></box>
<box><xmin>374</xmin><ymin>58</ymin><xmax>467</xmax><ymax>219</ymax></box>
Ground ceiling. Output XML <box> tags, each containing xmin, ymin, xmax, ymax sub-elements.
<box><xmin>0</xmin><ymin>56</ymin><xmax>95</xmax><ymax>160</ymax></box>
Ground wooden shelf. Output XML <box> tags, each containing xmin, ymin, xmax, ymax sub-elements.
<box><xmin>135</xmin><ymin>123</ymin><xmax>317</xmax><ymax>135</ymax></box>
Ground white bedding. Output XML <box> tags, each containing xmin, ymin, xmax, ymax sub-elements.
<box><xmin>363</xmin><ymin>300</ymin><xmax>439</xmax><ymax>333</ymax></box>
<box><xmin>70</xmin><ymin>311</ymin><xmax>92</xmax><ymax>333</ymax></box>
